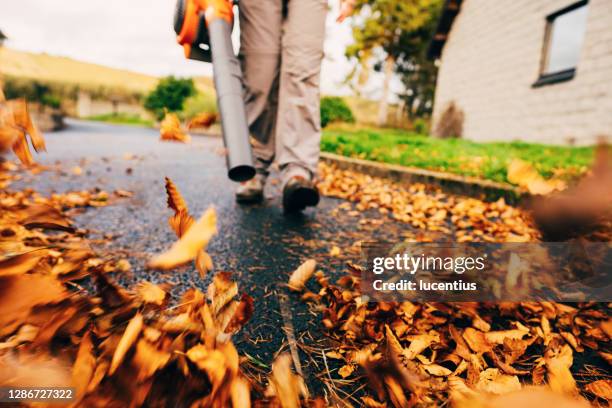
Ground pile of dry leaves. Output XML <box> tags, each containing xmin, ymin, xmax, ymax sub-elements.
<box><xmin>0</xmin><ymin>161</ymin><xmax>324</xmax><ymax>406</ymax></box>
<box><xmin>288</xmin><ymin>259</ymin><xmax>611</xmax><ymax>407</ymax></box>
<box><xmin>318</xmin><ymin>163</ymin><xmax>540</xmax><ymax>243</ymax></box>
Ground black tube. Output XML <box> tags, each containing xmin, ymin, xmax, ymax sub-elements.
<box><xmin>208</xmin><ymin>18</ymin><xmax>255</xmax><ymax>182</ymax></box>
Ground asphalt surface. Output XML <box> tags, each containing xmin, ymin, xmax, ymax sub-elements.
<box><xmin>13</xmin><ymin>119</ymin><xmax>413</xmax><ymax>393</ymax></box>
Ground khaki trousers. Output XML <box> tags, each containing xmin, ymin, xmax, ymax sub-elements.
<box><xmin>239</xmin><ymin>0</ymin><xmax>327</xmax><ymax>180</ymax></box>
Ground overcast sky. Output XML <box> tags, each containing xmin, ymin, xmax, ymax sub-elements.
<box><xmin>0</xmin><ymin>0</ymin><xmax>370</xmax><ymax>96</ymax></box>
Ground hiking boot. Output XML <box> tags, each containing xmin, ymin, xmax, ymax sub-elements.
<box><xmin>236</xmin><ymin>174</ymin><xmax>265</xmax><ymax>204</ymax></box>
<box><xmin>282</xmin><ymin>175</ymin><xmax>320</xmax><ymax>213</ymax></box>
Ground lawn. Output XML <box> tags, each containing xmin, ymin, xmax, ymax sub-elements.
<box><xmin>321</xmin><ymin>125</ymin><xmax>595</xmax><ymax>184</ymax></box>
<box><xmin>86</xmin><ymin>113</ymin><xmax>154</xmax><ymax>127</ymax></box>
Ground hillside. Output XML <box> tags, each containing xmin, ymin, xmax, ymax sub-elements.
<box><xmin>0</xmin><ymin>47</ymin><xmax>213</xmax><ymax>94</ymax></box>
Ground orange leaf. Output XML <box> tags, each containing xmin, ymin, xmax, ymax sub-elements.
<box><xmin>165</xmin><ymin>176</ymin><xmax>189</xmax><ymax>214</ymax></box>
<box><xmin>137</xmin><ymin>281</ymin><xmax>166</xmax><ymax>306</ymax></box>
<box><xmin>148</xmin><ymin>207</ymin><xmax>217</xmax><ymax>270</ymax></box>
<box><xmin>72</xmin><ymin>331</ymin><xmax>96</xmax><ymax>398</ymax></box>
<box><xmin>288</xmin><ymin>259</ymin><xmax>316</xmax><ymax>292</ymax></box>
<box><xmin>109</xmin><ymin>313</ymin><xmax>143</xmax><ymax>375</ymax></box>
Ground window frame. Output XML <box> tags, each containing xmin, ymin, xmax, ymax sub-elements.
<box><xmin>533</xmin><ymin>0</ymin><xmax>588</xmax><ymax>88</ymax></box>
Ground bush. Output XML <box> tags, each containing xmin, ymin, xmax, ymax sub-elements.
<box><xmin>412</xmin><ymin>118</ymin><xmax>429</xmax><ymax>135</ymax></box>
<box><xmin>3</xmin><ymin>78</ymin><xmax>63</xmax><ymax>108</ymax></box>
<box><xmin>320</xmin><ymin>96</ymin><xmax>355</xmax><ymax>128</ymax></box>
<box><xmin>144</xmin><ymin>76</ymin><xmax>196</xmax><ymax>120</ymax></box>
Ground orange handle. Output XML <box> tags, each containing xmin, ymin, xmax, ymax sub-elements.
<box><xmin>176</xmin><ymin>0</ymin><xmax>234</xmax><ymax>59</ymax></box>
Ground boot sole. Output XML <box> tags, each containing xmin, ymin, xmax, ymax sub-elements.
<box><xmin>236</xmin><ymin>191</ymin><xmax>264</xmax><ymax>204</ymax></box>
<box><xmin>283</xmin><ymin>186</ymin><xmax>320</xmax><ymax>213</ymax></box>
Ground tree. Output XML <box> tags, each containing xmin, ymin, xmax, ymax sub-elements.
<box><xmin>395</xmin><ymin>2</ymin><xmax>442</xmax><ymax>120</ymax></box>
<box><xmin>144</xmin><ymin>76</ymin><xmax>196</xmax><ymax>120</ymax></box>
<box><xmin>346</xmin><ymin>0</ymin><xmax>442</xmax><ymax>125</ymax></box>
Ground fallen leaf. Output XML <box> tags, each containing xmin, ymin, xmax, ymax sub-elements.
<box><xmin>137</xmin><ymin>281</ymin><xmax>166</xmax><ymax>306</ymax></box>
<box><xmin>423</xmin><ymin>364</ymin><xmax>453</xmax><ymax>376</ymax></box>
<box><xmin>545</xmin><ymin>343</ymin><xmax>577</xmax><ymax>395</ymax></box>
<box><xmin>0</xmin><ymin>250</ymin><xmax>45</xmax><ymax>277</ymax></box>
<box><xmin>109</xmin><ymin>313</ymin><xmax>143</xmax><ymax>375</ymax></box>
<box><xmin>132</xmin><ymin>339</ymin><xmax>171</xmax><ymax>381</ymax></box>
<box><xmin>288</xmin><ymin>259</ymin><xmax>317</xmax><ymax>292</ymax></box>
<box><xmin>361</xmin><ymin>396</ymin><xmax>387</xmax><ymax>408</ymax></box>
<box><xmin>230</xmin><ymin>376</ymin><xmax>251</xmax><ymax>408</ymax></box>
<box><xmin>584</xmin><ymin>379</ymin><xmax>612</xmax><ymax>401</ymax></box>
<box><xmin>338</xmin><ymin>364</ymin><xmax>355</xmax><ymax>378</ymax></box>
<box><xmin>475</xmin><ymin>368</ymin><xmax>522</xmax><ymax>395</ymax></box>
<box><xmin>187</xmin><ymin>112</ymin><xmax>217</xmax><ymax>129</ymax></box>
<box><xmin>72</xmin><ymin>331</ymin><xmax>96</xmax><ymax>398</ymax></box>
<box><xmin>265</xmin><ymin>353</ymin><xmax>308</xmax><ymax>408</ymax></box>
<box><xmin>330</xmin><ymin>246</ymin><xmax>341</xmax><ymax>257</ymax></box>
<box><xmin>507</xmin><ymin>159</ymin><xmax>565</xmax><ymax>195</ymax></box>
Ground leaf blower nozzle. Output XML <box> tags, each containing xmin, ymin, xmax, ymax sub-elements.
<box><xmin>174</xmin><ymin>0</ymin><xmax>256</xmax><ymax>182</ymax></box>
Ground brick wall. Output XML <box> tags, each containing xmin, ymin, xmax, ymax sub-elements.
<box><xmin>431</xmin><ymin>0</ymin><xmax>612</xmax><ymax>145</ymax></box>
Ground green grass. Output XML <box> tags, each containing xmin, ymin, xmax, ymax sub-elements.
<box><xmin>86</xmin><ymin>113</ymin><xmax>154</xmax><ymax>127</ymax></box>
<box><xmin>321</xmin><ymin>126</ymin><xmax>595</xmax><ymax>184</ymax></box>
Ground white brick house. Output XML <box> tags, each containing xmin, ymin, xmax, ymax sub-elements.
<box><xmin>429</xmin><ymin>0</ymin><xmax>612</xmax><ymax>145</ymax></box>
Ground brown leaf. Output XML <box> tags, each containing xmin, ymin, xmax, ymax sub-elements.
<box><xmin>0</xmin><ymin>274</ymin><xmax>67</xmax><ymax>337</ymax></box>
<box><xmin>361</xmin><ymin>396</ymin><xmax>387</xmax><ymax>408</ymax></box>
<box><xmin>454</xmin><ymin>387</ymin><xmax>590</xmax><ymax>408</ymax></box>
<box><xmin>484</xmin><ymin>323</ymin><xmax>530</xmax><ymax>344</ymax></box>
<box><xmin>0</xmin><ymin>324</ymin><xmax>39</xmax><ymax>350</ymax></box>
<box><xmin>0</xmin><ymin>353</ymin><xmax>70</xmax><ymax>387</ymax></box>
<box><xmin>169</xmin><ymin>209</ymin><xmax>195</xmax><ymax>238</ymax></box>
<box><xmin>51</xmin><ymin>248</ymin><xmax>93</xmax><ymax>278</ymax></box>
<box><xmin>384</xmin><ymin>375</ymin><xmax>409</xmax><ymax>408</ymax></box>
<box><xmin>136</xmin><ymin>281</ymin><xmax>166</xmax><ymax>306</ymax></box>
<box><xmin>475</xmin><ymin>368</ymin><xmax>521</xmax><ymax>395</ymax></box>
<box><xmin>338</xmin><ymin>364</ymin><xmax>355</xmax><ymax>378</ymax></box>
<box><xmin>584</xmin><ymin>379</ymin><xmax>612</xmax><ymax>401</ymax></box>
<box><xmin>195</xmin><ymin>249</ymin><xmax>213</xmax><ymax>278</ymax></box>
<box><xmin>187</xmin><ymin>112</ymin><xmax>217</xmax><ymax>129</ymax></box>
<box><xmin>463</xmin><ymin>327</ymin><xmax>493</xmax><ymax>353</ymax></box>
<box><xmin>148</xmin><ymin>207</ymin><xmax>217</xmax><ymax>269</ymax></box>
<box><xmin>544</xmin><ymin>343</ymin><xmax>577</xmax><ymax>396</ymax></box>
<box><xmin>208</xmin><ymin>272</ymin><xmax>238</xmax><ymax>316</ymax></box>
<box><xmin>72</xmin><ymin>331</ymin><xmax>96</xmax><ymax>398</ymax></box>
<box><xmin>230</xmin><ymin>376</ymin><xmax>251</xmax><ymax>408</ymax></box>
<box><xmin>132</xmin><ymin>339</ymin><xmax>171</xmax><ymax>381</ymax></box>
<box><xmin>423</xmin><ymin>364</ymin><xmax>453</xmax><ymax>376</ymax></box>
<box><xmin>164</xmin><ymin>176</ymin><xmax>189</xmax><ymax>214</ymax></box>
<box><xmin>266</xmin><ymin>353</ymin><xmax>308</xmax><ymax>408</ymax></box>
<box><xmin>109</xmin><ymin>313</ymin><xmax>143</xmax><ymax>375</ymax></box>
<box><xmin>288</xmin><ymin>259</ymin><xmax>317</xmax><ymax>292</ymax></box>
<box><xmin>507</xmin><ymin>159</ymin><xmax>565</xmax><ymax>195</ymax></box>
<box><xmin>224</xmin><ymin>294</ymin><xmax>254</xmax><ymax>333</ymax></box>
<box><xmin>405</xmin><ymin>331</ymin><xmax>439</xmax><ymax>360</ymax></box>
<box><xmin>19</xmin><ymin>204</ymin><xmax>74</xmax><ymax>231</ymax></box>
<box><xmin>0</xmin><ymin>250</ymin><xmax>45</xmax><ymax>277</ymax></box>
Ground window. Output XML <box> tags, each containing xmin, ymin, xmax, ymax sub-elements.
<box><xmin>534</xmin><ymin>1</ymin><xmax>589</xmax><ymax>87</ymax></box>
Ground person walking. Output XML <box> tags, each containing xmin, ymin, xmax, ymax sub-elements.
<box><xmin>236</xmin><ymin>0</ymin><xmax>354</xmax><ymax>212</ymax></box>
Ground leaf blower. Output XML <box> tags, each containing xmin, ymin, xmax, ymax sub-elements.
<box><xmin>174</xmin><ymin>0</ymin><xmax>255</xmax><ymax>182</ymax></box>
